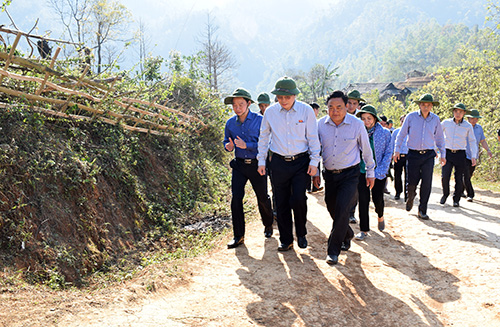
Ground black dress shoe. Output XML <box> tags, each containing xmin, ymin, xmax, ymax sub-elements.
<box><xmin>440</xmin><ymin>195</ymin><xmax>447</xmax><ymax>205</ymax></box>
<box><xmin>264</xmin><ymin>225</ymin><xmax>273</xmax><ymax>238</ymax></box>
<box><xmin>278</xmin><ymin>243</ymin><xmax>293</xmax><ymax>251</ymax></box>
<box><xmin>298</xmin><ymin>236</ymin><xmax>308</xmax><ymax>248</ymax></box>
<box><xmin>340</xmin><ymin>241</ymin><xmax>351</xmax><ymax>251</ymax></box>
<box><xmin>453</xmin><ymin>201</ymin><xmax>459</xmax><ymax>207</ymax></box>
<box><xmin>418</xmin><ymin>211</ymin><xmax>429</xmax><ymax>220</ymax></box>
<box><xmin>394</xmin><ymin>194</ymin><xmax>400</xmax><ymax>200</ymax></box>
<box><xmin>227</xmin><ymin>236</ymin><xmax>244</xmax><ymax>249</ymax></box>
<box><xmin>406</xmin><ymin>197</ymin><xmax>414</xmax><ymax>212</ymax></box>
<box><xmin>326</xmin><ymin>254</ymin><xmax>338</xmax><ymax>265</ymax></box>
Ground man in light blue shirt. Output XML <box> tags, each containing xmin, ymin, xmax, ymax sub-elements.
<box><xmin>463</xmin><ymin>109</ymin><xmax>493</xmax><ymax>201</ymax></box>
<box><xmin>314</xmin><ymin>90</ymin><xmax>375</xmax><ymax>265</ymax></box>
<box><xmin>257</xmin><ymin>77</ymin><xmax>321</xmax><ymax>251</ymax></box>
<box><xmin>440</xmin><ymin>103</ymin><xmax>477</xmax><ymax>207</ymax></box>
<box><xmin>395</xmin><ymin>94</ymin><xmax>446</xmax><ymax>220</ymax></box>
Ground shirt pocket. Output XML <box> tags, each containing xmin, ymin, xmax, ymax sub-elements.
<box><xmin>339</xmin><ymin>132</ymin><xmax>357</xmax><ymax>155</ymax></box>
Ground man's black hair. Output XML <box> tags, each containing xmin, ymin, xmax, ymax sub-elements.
<box><xmin>325</xmin><ymin>90</ymin><xmax>348</xmax><ymax>105</ymax></box>
<box><xmin>309</xmin><ymin>102</ymin><xmax>320</xmax><ymax>109</ymax></box>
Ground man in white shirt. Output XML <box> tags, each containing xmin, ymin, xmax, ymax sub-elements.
<box><xmin>257</xmin><ymin>77</ymin><xmax>321</xmax><ymax>251</ymax></box>
<box><xmin>440</xmin><ymin>103</ymin><xmax>477</xmax><ymax>207</ymax></box>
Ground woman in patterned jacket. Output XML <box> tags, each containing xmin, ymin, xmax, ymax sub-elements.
<box><xmin>354</xmin><ymin>105</ymin><xmax>393</xmax><ymax>241</ymax></box>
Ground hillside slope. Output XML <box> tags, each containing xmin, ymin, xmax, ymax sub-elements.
<box><xmin>0</xmin><ymin>105</ymin><xmax>231</xmax><ymax>287</ymax></box>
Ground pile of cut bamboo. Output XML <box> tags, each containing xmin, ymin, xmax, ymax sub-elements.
<box><xmin>0</xmin><ymin>28</ymin><xmax>205</xmax><ymax>136</ymax></box>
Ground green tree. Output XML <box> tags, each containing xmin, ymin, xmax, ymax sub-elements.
<box><xmin>290</xmin><ymin>63</ymin><xmax>338</xmax><ymax>103</ymax></box>
<box><xmin>91</xmin><ymin>0</ymin><xmax>132</xmax><ymax>74</ymax></box>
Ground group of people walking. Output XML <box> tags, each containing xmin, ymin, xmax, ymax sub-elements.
<box><xmin>223</xmin><ymin>76</ymin><xmax>493</xmax><ymax>265</ymax></box>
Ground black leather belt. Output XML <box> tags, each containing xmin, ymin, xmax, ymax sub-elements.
<box><xmin>447</xmin><ymin>149</ymin><xmax>465</xmax><ymax>154</ymax></box>
<box><xmin>272</xmin><ymin>151</ymin><xmax>308</xmax><ymax>162</ymax></box>
<box><xmin>409</xmin><ymin>149</ymin><xmax>433</xmax><ymax>155</ymax></box>
<box><xmin>324</xmin><ymin>164</ymin><xmax>359</xmax><ymax>174</ymax></box>
<box><xmin>236</xmin><ymin>158</ymin><xmax>257</xmax><ymax>164</ymax></box>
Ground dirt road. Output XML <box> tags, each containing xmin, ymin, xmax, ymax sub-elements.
<box><xmin>4</xmin><ymin>176</ymin><xmax>500</xmax><ymax>326</ymax></box>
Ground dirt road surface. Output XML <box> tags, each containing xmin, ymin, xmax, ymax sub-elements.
<box><xmin>3</xmin><ymin>176</ymin><xmax>500</xmax><ymax>326</ymax></box>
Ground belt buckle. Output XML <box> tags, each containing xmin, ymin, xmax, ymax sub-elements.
<box><xmin>244</xmin><ymin>159</ymin><xmax>252</xmax><ymax>164</ymax></box>
<box><xmin>418</xmin><ymin>150</ymin><xmax>426</xmax><ymax>154</ymax></box>
<box><xmin>284</xmin><ymin>156</ymin><xmax>293</xmax><ymax>162</ymax></box>
<box><xmin>331</xmin><ymin>169</ymin><xmax>341</xmax><ymax>174</ymax></box>
<box><xmin>450</xmin><ymin>149</ymin><xmax>457</xmax><ymax>153</ymax></box>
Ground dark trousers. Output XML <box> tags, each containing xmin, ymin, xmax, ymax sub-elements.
<box><xmin>323</xmin><ymin>165</ymin><xmax>359</xmax><ymax>256</ymax></box>
<box><xmin>358</xmin><ymin>174</ymin><xmax>386</xmax><ymax>232</ymax></box>
<box><xmin>268</xmin><ymin>154</ymin><xmax>310</xmax><ymax>245</ymax></box>
<box><xmin>348</xmin><ymin>191</ymin><xmax>358</xmax><ymax>218</ymax></box>
<box><xmin>231</xmin><ymin>159</ymin><xmax>274</xmax><ymax>238</ymax></box>
<box><xmin>407</xmin><ymin>150</ymin><xmax>435</xmax><ymax>215</ymax></box>
<box><xmin>394</xmin><ymin>154</ymin><xmax>407</xmax><ymax>199</ymax></box>
<box><xmin>463</xmin><ymin>159</ymin><xmax>475</xmax><ymax>198</ymax></box>
<box><xmin>441</xmin><ymin>149</ymin><xmax>466</xmax><ymax>203</ymax></box>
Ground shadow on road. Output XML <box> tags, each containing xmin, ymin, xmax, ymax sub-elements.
<box><xmin>233</xmin><ymin>221</ymin><xmax>438</xmax><ymax>326</ymax></box>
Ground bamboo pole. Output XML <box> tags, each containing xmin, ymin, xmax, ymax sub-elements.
<box><xmin>0</xmin><ymin>85</ymin><xmax>104</xmax><ymax>115</ymax></box>
<box><xmin>0</xmin><ymin>32</ymin><xmax>22</xmax><ymax>84</ymax></box>
<box><xmin>35</xmin><ymin>47</ymin><xmax>61</xmax><ymax>95</ymax></box>
<box><xmin>0</xmin><ymin>52</ymin><xmax>114</xmax><ymax>92</ymax></box>
<box><xmin>61</xmin><ymin>65</ymin><xmax>89</xmax><ymax>113</ymax></box>
<box><xmin>0</xmin><ymin>27</ymin><xmax>80</xmax><ymax>45</ymax></box>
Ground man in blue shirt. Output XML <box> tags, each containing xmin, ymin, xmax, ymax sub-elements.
<box><xmin>463</xmin><ymin>109</ymin><xmax>493</xmax><ymax>201</ymax></box>
<box><xmin>315</xmin><ymin>91</ymin><xmax>375</xmax><ymax>265</ymax></box>
<box><xmin>395</xmin><ymin>94</ymin><xmax>446</xmax><ymax>220</ymax></box>
<box><xmin>223</xmin><ymin>88</ymin><xmax>274</xmax><ymax>249</ymax></box>
<box><xmin>257</xmin><ymin>77</ymin><xmax>321</xmax><ymax>251</ymax></box>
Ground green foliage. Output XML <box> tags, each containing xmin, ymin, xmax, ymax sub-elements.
<box><xmin>289</xmin><ymin>63</ymin><xmax>339</xmax><ymax>103</ymax></box>
<box><xmin>486</xmin><ymin>0</ymin><xmax>500</xmax><ymax>32</ymax></box>
<box><xmin>1</xmin><ymin>0</ymin><xmax>11</xmax><ymax>11</ymax></box>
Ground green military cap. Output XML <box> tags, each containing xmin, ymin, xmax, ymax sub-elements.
<box><xmin>224</xmin><ymin>88</ymin><xmax>254</xmax><ymax>105</ymax></box>
<box><xmin>356</xmin><ymin>104</ymin><xmax>381</xmax><ymax>122</ymax></box>
<box><xmin>347</xmin><ymin>90</ymin><xmax>365</xmax><ymax>102</ymax></box>
<box><xmin>465</xmin><ymin>109</ymin><xmax>482</xmax><ymax>118</ymax></box>
<box><xmin>413</xmin><ymin>93</ymin><xmax>440</xmax><ymax>106</ymax></box>
<box><xmin>450</xmin><ymin>102</ymin><xmax>468</xmax><ymax>112</ymax></box>
<box><xmin>257</xmin><ymin>92</ymin><xmax>271</xmax><ymax>104</ymax></box>
<box><xmin>271</xmin><ymin>76</ymin><xmax>300</xmax><ymax>96</ymax></box>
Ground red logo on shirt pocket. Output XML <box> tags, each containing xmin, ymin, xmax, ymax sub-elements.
<box><xmin>298</xmin><ymin>120</ymin><xmax>304</xmax><ymax>123</ymax></box>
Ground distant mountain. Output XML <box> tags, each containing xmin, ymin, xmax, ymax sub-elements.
<box><xmin>228</xmin><ymin>0</ymin><xmax>489</xmax><ymax>96</ymax></box>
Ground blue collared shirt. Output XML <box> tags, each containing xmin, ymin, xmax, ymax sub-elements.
<box><xmin>317</xmin><ymin>113</ymin><xmax>375</xmax><ymax>178</ymax></box>
<box><xmin>257</xmin><ymin>100</ymin><xmax>321</xmax><ymax>167</ymax></box>
<box><xmin>391</xmin><ymin>128</ymin><xmax>408</xmax><ymax>154</ymax></box>
<box><xmin>395</xmin><ymin>110</ymin><xmax>446</xmax><ymax>158</ymax></box>
<box><xmin>223</xmin><ymin>110</ymin><xmax>262</xmax><ymax>159</ymax></box>
<box><xmin>466</xmin><ymin>124</ymin><xmax>485</xmax><ymax>159</ymax></box>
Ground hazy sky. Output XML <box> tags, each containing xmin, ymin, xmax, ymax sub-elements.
<box><xmin>1</xmin><ymin>0</ymin><xmax>489</xmax><ymax>94</ymax></box>
<box><xmin>2</xmin><ymin>0</ymin><xmax>335</xmax><ymax>53</ymax></box>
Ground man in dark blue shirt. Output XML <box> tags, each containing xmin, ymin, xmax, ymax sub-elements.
<box><xmin>223</xmin><ymin>88</ymin><xmax>274</xmax><ymax>249</ymax></box>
